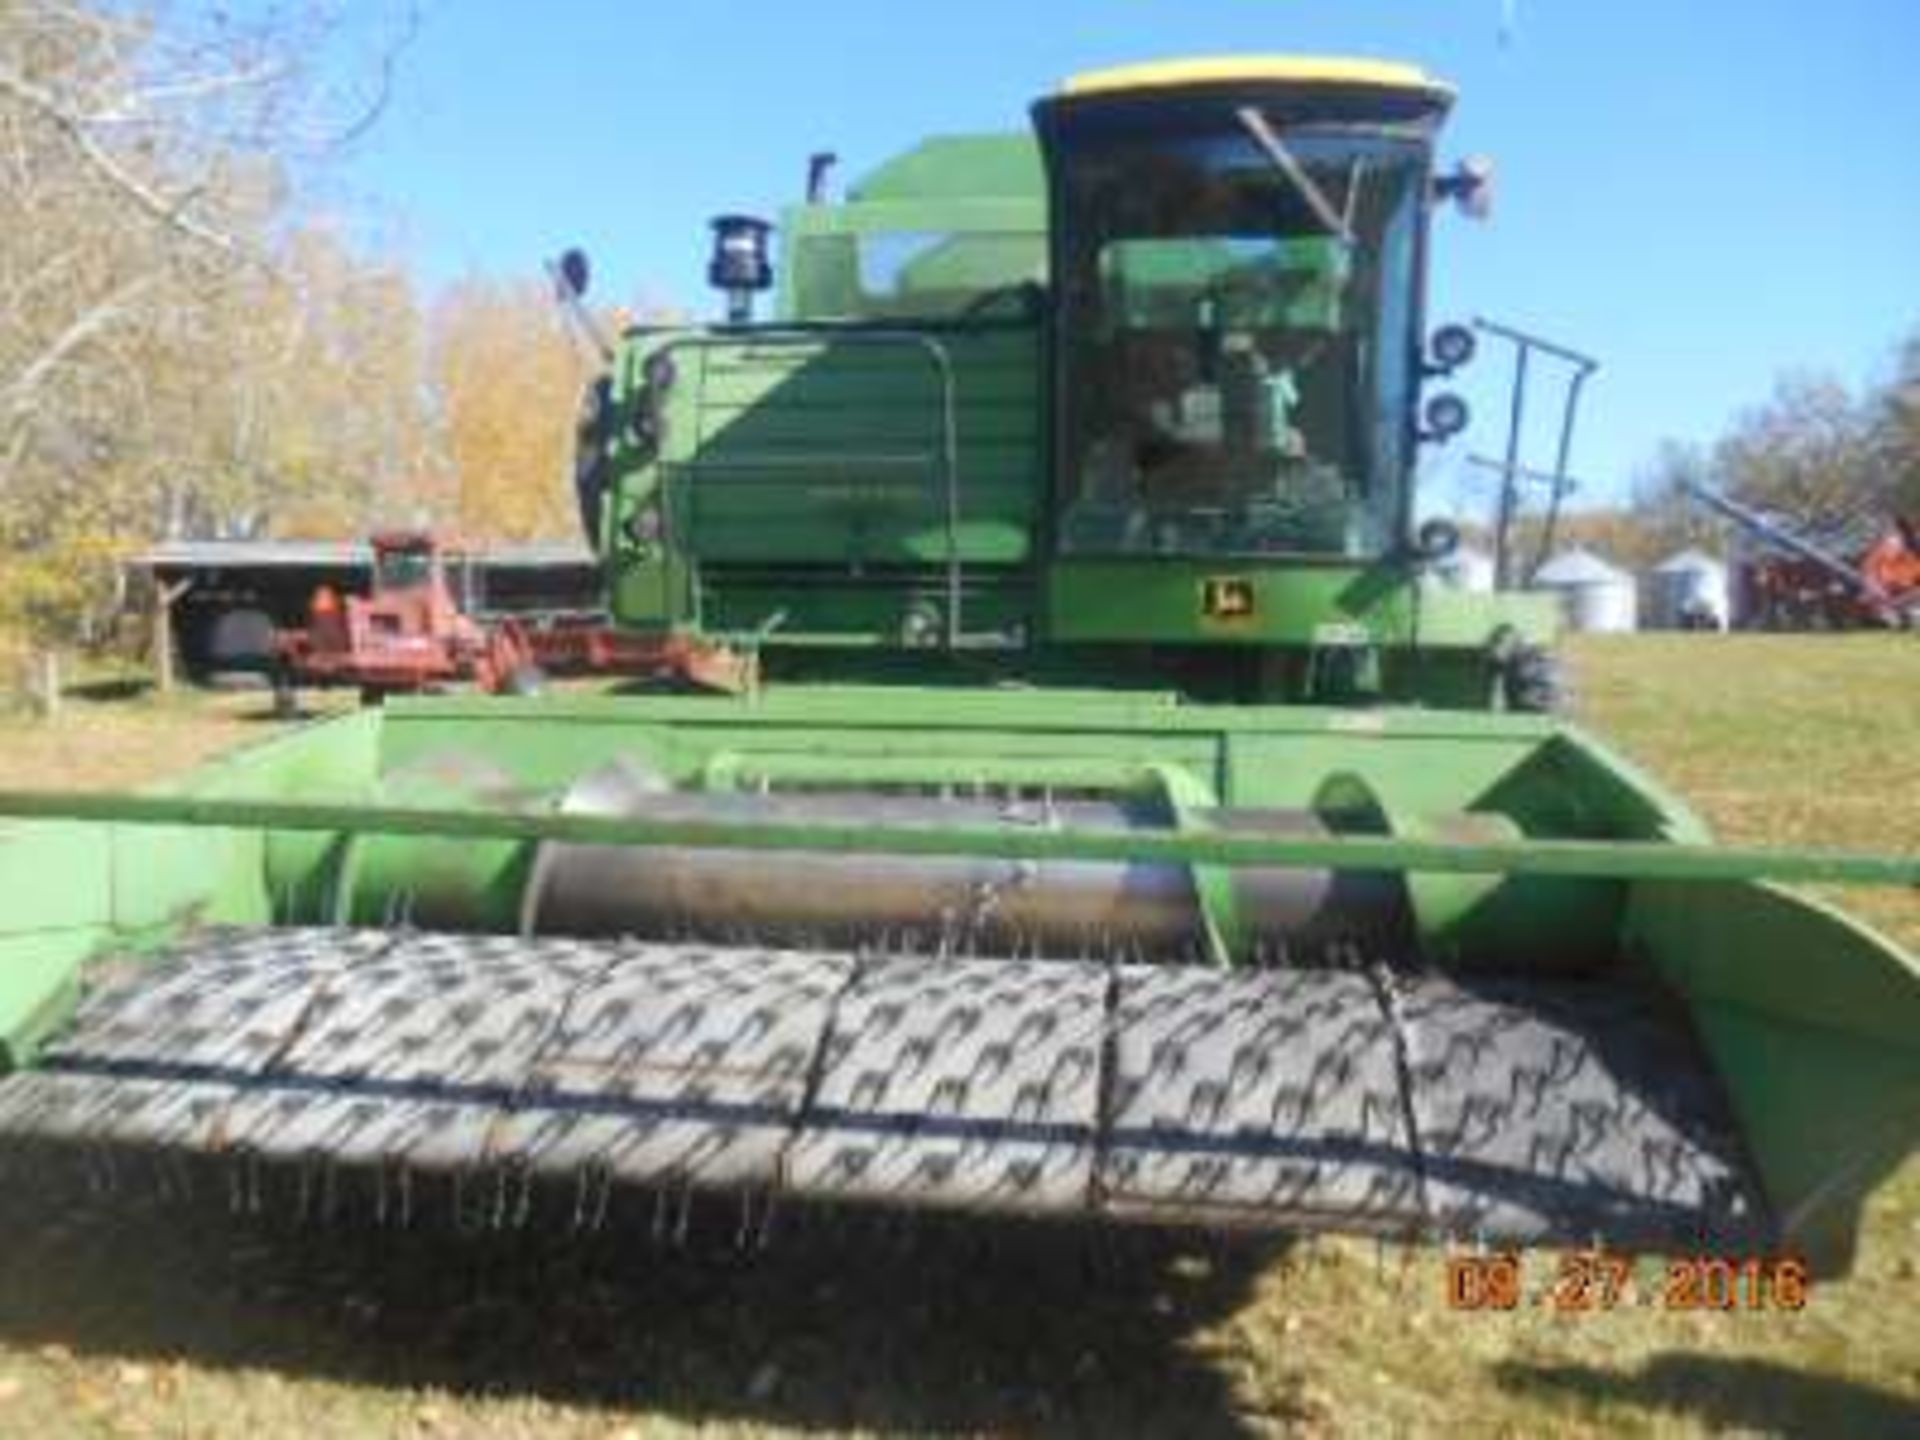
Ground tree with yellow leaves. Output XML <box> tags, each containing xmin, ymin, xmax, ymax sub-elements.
<box><xmin>431</xmin><ymin>277</ymin><xmax>590</xmax><ymax>543</ymax></box>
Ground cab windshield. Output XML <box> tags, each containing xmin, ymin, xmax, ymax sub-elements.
<box><xmin>1052</xmin><ymin>117</ymin><xmax>1425</xmax><ymax>558</ymax></box>
<box><xmin>374</xmin><ymin>546</ymin><xmax>435</xmax><ymax>592</ymax></box>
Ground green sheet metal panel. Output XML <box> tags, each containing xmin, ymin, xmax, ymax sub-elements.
<box><xmin>844</xmin><ymin>135</ymin><xmax>1044</xmax><ymax>202</ymax></box>
<box><xmin>0</xmin><ymin>931</ymin><xmax>99</xmax><ymax>1069</ymax></box>
<box><xmin>1220</xmin><ymin>721</ymin><xmax>1696</xmax><ymax>973</ymax></box>
<box><xmin>1048</xmin><ymin>558</ymin><xmax>1561</xmax><ymax>659</ymax></box>
<box><xmin>0</xmin><ymin>821</ymin><xmax>111</xmax><ymax>1067</ymax></box>
<box><xmin>1218</xmin><ymin>727</ymin><xmax>1541</xmax><ymax>812</ymax></box>
<box><xmin>668</xmin><ymin>328</ymin><xmax>1042</xmax><ymax>568</ymax></box>
<box><xmin>779</xmin><ymin>181</ymin><xmax>1046</xmax><ymax>325</ymax></box>
<box><xmin>360</xmin><ymin>693</ymin><xmax>1567</xmax><ymax>843</ymax></box>
<box><xmin>373</xmin><ymin>693</ymin><xmax>1224</xmax><ymax>797</ymax></box>
<box><xmin>898</xmin><ymin>233</ymin><xmax>1045</xmax><ymax>294</ymax></box>
<box><xmin>694</xmin><ymin>400</ymin><xmax>1036</xmax><ymax>447</ymax></box>
<box><xmin>1415</xmin><ymin>586</ymin><xmax>1561</xmax><ymax>648</ymax></box>
<box><xmin>0</xmin><ymin>820</ymin><xmax>253</xmax><ymax>1067</ymax></box>
<box><xmin>0</xmin><ymin>710</ymin><xmax>386</xmax><ymax>1064</ymax></box>
<box><xmin>1048</xmin><ymin>558</ymin><xmax>1419</xmax><ymax>644</ymax></box>
<box><xmin>1626</xmin><ymin>879</ymin><xmax>1920</xmax><ymax>1271</ymax></box>
<box><xmin>692</xmin><ymin>355</ymin><xmax>1036</xmax><ymax>408</ymax></box>
<box><xmin>375</xmin><ymin>687</ymin><xmax>1565</xmax><ymax>739</ymax></box>
<box><xmin>0</xmin><ymin>819</ymin><xmax>112</xmax><ymax>934</ymax></box>
<box><xmin>173</xmin><ymin>704</ymin><xmax>381</xmax><ymax>918</ymax></box>
<box><xmin>694</xmin><ymin>577</ymin><xmax>1035</xmax><ymax>640</ymax></box>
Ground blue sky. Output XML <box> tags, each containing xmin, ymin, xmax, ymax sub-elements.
<box><xmin>333</xmin><ymin>1</ymin><xmax>1917</xmax><ymax>515</ymax></box>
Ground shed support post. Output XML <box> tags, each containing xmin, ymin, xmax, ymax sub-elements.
<box><xmin>153</xmin><ymin>578</ymin><xmax>192</xmax><ymax>693</ymax></box>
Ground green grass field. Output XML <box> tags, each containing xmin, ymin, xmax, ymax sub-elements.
<box><xmin>0</xmin><ymin>635</ymin><xmax>1914</xmax><ymax>1438</ymax></box>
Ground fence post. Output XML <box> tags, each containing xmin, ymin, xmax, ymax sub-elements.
<box><xmin>37</xmin><ymin>649</ymin><xmax>61</xmax><ymax>719</ymax></box>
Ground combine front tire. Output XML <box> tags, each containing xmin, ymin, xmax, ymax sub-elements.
<box><xmin>1501</xmin><ymin>642</ymin><xmax>1565</xmax><ymax>714</ymax></box>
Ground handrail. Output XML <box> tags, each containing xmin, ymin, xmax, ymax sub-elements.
<box><xmin>2</xmin><ymin>790</ymin><xmax>1916</xmax><ymax>888</ymax></box>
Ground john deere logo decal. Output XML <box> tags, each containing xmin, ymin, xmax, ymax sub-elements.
<box><xmin>1201</xmin><ymin>577</ymin><xmax>1256</xmax><ymax>621</ymax></box>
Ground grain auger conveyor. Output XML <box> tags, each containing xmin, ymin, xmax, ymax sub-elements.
<box><xmin>0</xmin><ymin>57</ymin><xmax>1916</xmax><ymax>1273</ymax></box>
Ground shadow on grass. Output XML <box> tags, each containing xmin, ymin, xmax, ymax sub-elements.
<box><xmin>63</xmin><ymin>676</ymin><xmax>156</xmax><ymax>703</ymax></box>
<box><xmin>0</xmin><ymin>1181</ymin><xmax>1283</xmax><ymax>1437</ymax></box>
<box><xmin>1495</xmin><ymin>1354</ymin><xmax>1920</xmax><ymax>1439</ymax></box>
<box><xmin>227</xmin><ymin>686</ymin><xmax>365</xmax><ymax>723</ymax></box>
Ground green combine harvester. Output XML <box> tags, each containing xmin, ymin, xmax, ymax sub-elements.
<box><xmin>1</xmin><ymin>57</ymin><xmax>1916</xmax><ymax>1271</ymax></box>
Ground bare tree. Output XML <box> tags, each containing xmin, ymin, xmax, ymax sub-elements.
<box><xmin>1626</xmin><ymin>439</ymin><xmax>1724</xmax><ymax>560</ymax></box>
<box><xmin>1712</xmin><ymin>372</ymin><xmax>1883</xmax><ymax>530</ymax></box>
<box><xmin>1628</xmin><ymin>329</ymin><xmax>1920</xmax><ymax>567</ymax></box>
<box><xmin>1868</xmin><ymin>328</ymin><xmax>1920</xmax><ymax>518</ymax></box>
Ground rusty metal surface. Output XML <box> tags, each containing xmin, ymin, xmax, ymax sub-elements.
<box><xmin>0</xmin><ymin>926</ymin><xmax>1765</xmax><ymax>1248</ymax></box>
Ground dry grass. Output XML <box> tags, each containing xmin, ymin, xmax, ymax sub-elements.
<box><xmin>0</xmin><ymin>673</ymin><xmax>354</xmax><ymax>792</ymax></box>
<box><xmin>0</xmin><ymin>640</ymin><xmax>1914</xmax><ymax>1438</ymax></box>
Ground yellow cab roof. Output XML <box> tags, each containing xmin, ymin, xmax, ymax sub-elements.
<box><xmin>1060</xmin><ymin>55</ymin><xmax>1453</xmax><ymax>102</ymax></box>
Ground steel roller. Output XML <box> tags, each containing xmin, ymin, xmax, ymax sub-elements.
<box><xmin>516</xmin><ymin>759</ymin><xmax>1415</xmax><ymax>962</ymax></box>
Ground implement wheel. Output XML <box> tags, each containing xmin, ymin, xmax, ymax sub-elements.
<box><xmin>505</xmin><ymin>663</ymin><xmax>548</xmax><ymax>697</ymax></box>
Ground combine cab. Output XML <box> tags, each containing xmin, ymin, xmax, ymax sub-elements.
<box><xmin>1</xmin><ymin>56</ymin><xmax>1916</xmax><ymax>1272</ymax></box>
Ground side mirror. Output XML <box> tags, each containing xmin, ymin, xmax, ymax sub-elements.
<box><xmin>556</xmin><ymin>247</ymin><xmax>591</xmax><ymax>299</ymax></box>
<box><xmin>1435</xmin><ymin>156</ymin><xmax>1495</xmax><ymax>220</ymax></box>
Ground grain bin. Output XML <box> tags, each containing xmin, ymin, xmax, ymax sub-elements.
<box><xmin>1532</xmin><ymin>547</ymin><xmax>1638</xmax><ymax>632</ymax></box>
<box><xmin>1648</xmin><ymin>548</ymin><xmax>1729</xmax><ymax>630</ymax></box>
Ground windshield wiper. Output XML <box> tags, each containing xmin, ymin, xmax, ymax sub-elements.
<box><xmin>1235</xmin><ymin>107</ymin><xmax>1356</xmax><ymax>250</ymax></box>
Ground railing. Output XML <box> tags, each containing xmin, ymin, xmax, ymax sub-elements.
<box><xmin>3</xmin><ymin>789</ymin><xmax>1917</xmax><ymax>888</ymax></box>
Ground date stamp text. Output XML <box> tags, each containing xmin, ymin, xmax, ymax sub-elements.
<box><xmin>1445</xmin><ymin>1252</ymin><xmax>1810</xmax><ymax>1313</ymax></box>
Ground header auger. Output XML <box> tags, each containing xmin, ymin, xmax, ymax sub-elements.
<box><xmin>0</xmin><ymin>56</ymin><xmax>1916</xmax><ymax>1274</ymax></box>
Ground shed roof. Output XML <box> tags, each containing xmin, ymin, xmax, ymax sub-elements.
<box><xmin>1532</xmin><ymin>547</ymin><xmax>1631</xmax><ymax>585</ymax></box>
<box><xmin>126</xmin><ymin>539</ymin><xmax>594</xmax><ymax>573</ymax></box>
<box><xmin>1653</xmin><ymin>547</ymin><xmax>1727</xmax><ymax>575</ymax></box>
